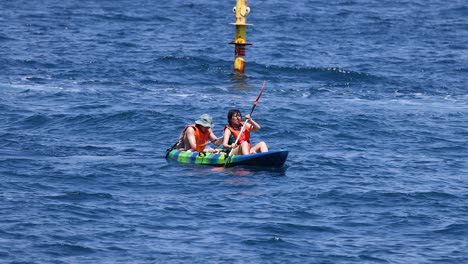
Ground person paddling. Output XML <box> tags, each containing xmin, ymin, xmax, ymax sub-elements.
<box><xmin>222</xmin><ymin>109</ymin><xmax>268</xmax><ymax>155</ymax></box>
<box><xmin>174</xmin><ymin>114</ymin><xmax>222</xmax><ymax>153</ymax></box>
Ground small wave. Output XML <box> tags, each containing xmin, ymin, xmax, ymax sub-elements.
<box><xmin>242</xmin><ymin>236</ymin><xmax>297</xmax><ymax>248</ymax></box>
<box><xmin>45</xmin><ymin>191</ymin><xmax>113</xmax><ymax>202</ymax></box>
<box><xmin>92</xmin><ymin>13</ymin><xmax>153</xmax><ymax>23</ymax></box>
<box><xmin>113</xmin><ymin>41</ymin><xmax>139</xmax><ymax>48</ymax></box>
<box><xmin>157</xmin><ymin>55</ymin><xmax>198</xmax><ymax>63</ymax></box>
<box><xmin>434</xmin><ymin>223</ymin><xmax>468</xmax><ymax>235</ymax></box>
<box><xmin>317</xmin><ymin>190</ymin><xmax>459</xmax><ymax>205</ymax></box>
<box><xmin>439</xmin><ymin>5</ymin><xmax>468</xmax><ymax>16</ymax></box>
<box><xmin>0</xmin><ymin>34</ymin><xmax>15</xmax><ymax>42</ymax></box>
<box><xmin>358</xmin><ymin>254</ymin><xmax>389</xmax><ymax>263</ymax></box>
<box><xmin>14</xmin><ymin>59</ymin><xmax>57</xmax><ymax>69</ymax></box>
<box><xmin>395</xmin><ymin>191</ymin><xmax>459</xmax><ymax>200</ymax></box>
<box><xmin>17</xmin><ymin>114</ymin><xmax>52</xmax><ymax>128</ymax></box>
<box><xmin>80</xmin><ymin>145</ymin><xmax>115</xmax><ymax>152</ymax></box>
<box><xmin>69</xmin><ymin>103</ymin><xmax>111</xmax><ymax>111</ymax></box>
<box><xmin>4</xmin><ymin>83</ymin><xmax>82</xmax><ymax>94</ymax></box>
<box><xmin>275</xmin><ymin>222</ymin><xmax>340</xmax><ymax>234</ymax></box>
<box><xmin>77</xmin><ymin>79</ymin><xmax>130</xmax><ymax>87</ymax></box>
<box><xmin>23</xmin><ymin>76</ymin><xmax>51</xmax><ymax>83</ymax></box>
<box><xmin>60</xmin><ymin>110</ymin><xmax>148</xmax><ymax>130</ymax></box>
<box><xmin>262</xmin><ymin>64</ymin><xmax>379</xmax><ymax>85</ymax></box>
<box><xmin>36</xmin><ymin>243</ymin><xmax>95</xmax><ymax>256</ymax></box>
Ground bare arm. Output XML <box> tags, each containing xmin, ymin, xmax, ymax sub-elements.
<box><xmin>208</xmin><ymin>129</ymin><xmax>222</xmax><ymax>146</ymax></box>
<box><xmin>245</xmin><ymin>114</ymin><xmax>261</xmax><ymax>131</ymax></box>
<box><xmin>185</xmin><ymin>126</ymin><xmax>197</xmax><ymax>151</ymax></box>
<box><xmin>223</xmin><ymin>129</ymin><xmax>236</xmax><ymax>148</ymax></box>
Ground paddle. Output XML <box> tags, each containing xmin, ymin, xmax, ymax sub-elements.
<box><xmin>223</xmin><ymin>80</ymin><xmax>266</xmax><ymax>168</ymax></box>
<box><xmin>165</xmin><ymin>139</ymin><xmax>181</xmax><ymax>159</ymax></box>
<box><xmin>200</xmin><ymin>136</ymin><xmax>224</xmax><ymax>147</ymax></box>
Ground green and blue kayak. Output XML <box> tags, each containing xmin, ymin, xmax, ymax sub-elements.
<box><xmin>166</xmin><ymin>149</ymin><xmax>288</xmax><ymax>168</ymax></box>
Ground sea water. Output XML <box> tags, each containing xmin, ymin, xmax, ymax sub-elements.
<box><xmin>1</xmin><ymin>0</ymin><xmax>467</xmax><ymax>263</ymax></box>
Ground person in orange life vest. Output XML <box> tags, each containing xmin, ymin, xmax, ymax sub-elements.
<box><xmin>222</xmin><ymin>109</ymin><xmax>268</xmax><ymax>155</ymax></box>
<box><xmin>175</xmin><ymin>114</ymin><xmax>222</xmax><ymax>153</ymax></box>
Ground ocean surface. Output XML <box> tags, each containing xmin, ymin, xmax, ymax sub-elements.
<box><xmin>1</xmin><ymin>0</ymin><xmax>467</xmax><ymax>263</ymax></box>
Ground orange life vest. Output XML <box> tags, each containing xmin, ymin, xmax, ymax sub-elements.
<box><xmin>174</xmin><ymin>124</ymin><xmax>210</xmax><ymax>152</ymax></box>
<box><xmin>225</xmin><ymin>122</ymin><xmax>251</xmax><ymax>146</ymax></box>
<box><xmin>190</xmin><ymin>124</ymin><xmax>209</xmax><ymax>152</ymax></box>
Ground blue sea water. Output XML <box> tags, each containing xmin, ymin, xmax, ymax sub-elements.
<box><xmin>1</xmin><ymin>0</ymin><xmax>467</xmax><ymax>263</ymax></box>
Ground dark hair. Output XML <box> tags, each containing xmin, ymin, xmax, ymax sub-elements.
<box><xmin>227</xmin><ymin>109</ymin><xmax>242</xmax><ymax>126</ymax></box>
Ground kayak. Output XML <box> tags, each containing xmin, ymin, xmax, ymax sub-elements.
<box><xmin>166</xmin><ymin>149</ymin><xmax>288</xmax><ymax>168</ymax></box>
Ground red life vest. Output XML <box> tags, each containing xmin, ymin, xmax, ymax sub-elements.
<box><xmin>225</xmin><ymin>122</ymin><xmax>251</xmax><ymax>146</ymax></box>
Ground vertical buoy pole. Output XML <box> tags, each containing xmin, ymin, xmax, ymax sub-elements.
<box><xmin>230</xmin><ymin>0</ymin><xmax>252</xmax><ymax>74</ymax></box>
